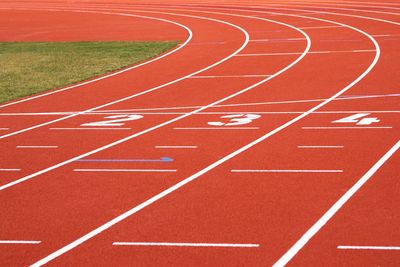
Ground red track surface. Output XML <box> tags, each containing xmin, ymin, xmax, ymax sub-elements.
<box><xmin>0</xmin><ymin>1</ymin><xmax>399</xmax><ymax>266</ymax></box>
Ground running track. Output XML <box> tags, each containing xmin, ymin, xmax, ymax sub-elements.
<box><xmin>0</xmin><ymin>0</ymin><xmax>399</xmax><ymax>266</ymax></box>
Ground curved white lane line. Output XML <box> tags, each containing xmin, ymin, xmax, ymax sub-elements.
<box><xmin>0</xmin><ymin>8</ymin><xmax>192</xmax><ymax>109</ymax></box>
<box><xmin>0</xmin><ymin>7</ymin><xmax>243</xmax><ymax>140</ymax></box>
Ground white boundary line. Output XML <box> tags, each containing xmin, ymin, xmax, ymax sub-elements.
<box><xmin>112</xmin><ymin>242</ymin><xmax>259</xmax><ymax>248</ymax></box>
<box><xmin>17</xmin><ymin>146</ymin><xmax>58</xmax><ymax>149</ymax></box>
<box><xmin>275</xmin><ymin>139</ymin><xmax>400</xmax><ymax>266</ymax></box>
<box><xmin>0</xmin><ymin>110</ymin><xmax>400</xmax><ymax>116</ymax></box>
<box><xmin>337</xmin><ymin>245</ymin><xmax>400</xmax><ymax>250</ymax></box>
<box><xmin>302</xmin><ymin>126</ymin><xmax>393</xmax><ymax>129</ymax></box>
<box><xmin>231</xmin><ymin>169</ymin><xmax>343</xmax><ymax>173</ymax></box>
<box><xmin>155</xmin><ymin>145</ymin><xmax>198</xmax><ymax>149</ymax></box>
<box><xmin>49</xmin><ymin>127</ymin><xmax>132</xmax><ymax>130</ymax></box>
<box><xmin>73</xmin><ymin>169</ymin><xmax>177</xmax><ymax>172</ymax></box>
<box><xmin>0</xmin><ymin>240</ymin><xmax>41</xmax><ymax>244</ymax></box>
<box><xmin>297</xmin><ymin>145</ymin><xmax>344</xmax><ymax>148</ymax></box>
<box><xmin>173</xmin><ymin>127</ymin><xmax>259</xmax><ymax>130</ymax></box>
<box><xmin>31</xmin><ymin>5</ymin><xmax>383</xmax><ymax>266</ymax></box>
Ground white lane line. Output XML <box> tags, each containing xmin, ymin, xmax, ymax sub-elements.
<box><xmin>173</xmin><ymin>127</ymin><xmax>259</xmax><ymax>130</ymax></box>
<box><xmin>372</xmin><ymin>34</ymin><xmax>392</xmax><ymax>37</ymax></box>
<box><xmin>0</xmin><ymin>240</ymin><xmax>41</xmax><ymax>244</ymax></box>
<box><xmin>297</xmin><ymin>146</ymin><xmax>344</xmax><ymax>148</ymax></box>
<box><xmin>49</xmin><ymin>128</ymin><xmax>132</xmax><ymax>130</ymax></box>
<box><xmin>189</xmin><ymin>75</ymin><xmax>271</xmax><ymax>78</ymax></box>
<box><xmin>73</xmin><ymin>169</ymin><xmax>176</xmax><ymax>172</ymax></box>
<box><xmin>338</xmin><ymin>246</ymin><xmax>400</xmax><ymax>250</ymax></box>
<box><xmin>29</xmin><ymin>9</ymin><xmax>312</xmax><ymax>267</ymax></box>
<box><xmin>17</xmin><ymin>146</ymin><xmax>58</xmax><ymax>149</ymax></box>
<box><xmin>112</xmin><ymin>242</ymin><xmax>259</xmax><ymax>248</ymax></box>
<box><xmin>302</xmin><ymin>126</ymin><xmax>392</xmax><ymax>129</ymax></box>
<box><xmin>231</xmin><ymin>169</ymin><xmax>343</xmax><ymax>173</ymax></box>
<box><xmin>0</xmin><ymin>169</ymin><xmax>21</xmax><ymax>172</ymax></box>
<box><xmin>0</xmin><ymin>128</ymin><xmax>9</xmax><ymax>130</ymax></box>
<box><xmin>236</xmin><ymin>50</ymin><xmax>375</xmax><ymax>56</ymax></box>
<box><xmin>155</xmin><ymin>146</ymin><xmax>198</xmax><ymax>149</ymax></box>
<box><xmin>0</xmin><ymin>10</ymin><xmax>191</xmax><ymax>110</ymax></box>
<box><xmin>1</xmin><ymin>110</ymin><xmax>400</xmax><ymax>116</ymax></box>
<box><xmin>249</xmin><ymin>38</ymin><xmax>305</xmax><ymax>42</ymax></box>
<box><xmin>275</xmin><ymin>140</ymin><xmax>400</xmax><ymax>267</ymax></box>
<box><xmin>299</xmin><ymin>25</ymin><xmax>345</xmax><ymax>29</ymax></box>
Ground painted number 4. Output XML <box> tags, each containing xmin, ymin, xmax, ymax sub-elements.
<box><xmin>333</xmin><ymin>113</ymin><xmax>380</xmax><ymax>125</ymax></box>
<box><xmin>208</xmin><ymin>114</ymin><xmax>261</xmax><ymax>126</ymax></box>
<box><xmin>81</xmin><ymin>114</ymin><xmax>143</xmax><ymax>127</ymax></box>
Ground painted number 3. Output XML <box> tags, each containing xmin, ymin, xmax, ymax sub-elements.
<box><xmin>81</xmin><ymin>114</ymin><xmax>143</xmax><ymax>127</ymax></box>
<box><xmin>208</xmin><ymin>114</ymin><xmax>261</xmax><ymax>126</ymax></box>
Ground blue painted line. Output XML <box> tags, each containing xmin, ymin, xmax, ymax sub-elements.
<box><xmin>76</xmin><ymin>157</ymin><xmax>173</xmax><ymax>163</ymax></box>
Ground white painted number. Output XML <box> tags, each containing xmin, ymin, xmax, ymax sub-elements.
<box><xmin>333</xmin><ymin>113</ymin><xmax>380</xmax><ymax>125</ymax></box>
<box><xmin>81</xmin><ymin>114</ymin><xmax>143</xmax><ymax>127</ymax></box>
<box><xmin>208</xmin><ymin>114</ymin><xmax>261</xmax><ymax>126</ymax></box>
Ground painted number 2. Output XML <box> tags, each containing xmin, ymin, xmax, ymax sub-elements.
<box><xmin>81</xmin><ymin>114</ymin><xmax>143</xmax><ymax>127</ymax></box>
<box><xmin>208</xmin><ymin>114</ymin><xmax>261</xmax><ymax>126</ymax></box>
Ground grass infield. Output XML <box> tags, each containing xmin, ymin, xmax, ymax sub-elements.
<box><xmin>0</xmin><ymin>41</ymin><xmax>178</xmax><ymax>104</ymax></box>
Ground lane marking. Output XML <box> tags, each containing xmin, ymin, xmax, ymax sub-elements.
<box><xmin>302</xmin><ymin>126</ymin><xmax>392</xmax><ymax>129</ymax></box>
<box><xmin>0</xmin><ymin>10</ymin><xmax>192</xmax><ymax>109</ymax></box>
<box><xmin>76</xmin><ymin>157</ymin><xmax>173</xmax><ymax>162</ymax></box>
<box><xmin>1</xmin><ymin>110</ymin><xmax>400</xmax><ymax>116</ymax></box>
<box><xmin>155</xmin><ymin>146</ymin><xmax>198</xmax><ymax>149</ymax></box>
<box><xmin>236</xmin><ymin>50</ymin><xmax>375</xmax><ymax>56</ymax></box>
<box><xmin>0</xmin><ymin>240</ymin><xmax>41</xmax><ymax>244</ymax></box>
<box><xmin>189</xmin><ymin>74</ymin><xmax>271</xmax><ymax>78</ymax></box>
<box><xmin>49</xmin><ymin>128</ymin><xmax>132</xmax><ymax>130</ymax></box>
<box><xmin>338</xmin><ymin>246</ymin><xmax>400</xmax><ymax>250</ymax></box>
<box><xmin>249</xmin><ymin>38</ymin><xmax>305</xmax><ymax>42</ymax></box>
<box><xmin>173</xmin><ymin>127</ymin><xmax>260</xmax><ymax>130</ymax></box>
<box><xmin>73</xmin><ymin>169</ymin><xmax>176</xmax><ymax>172</ymax></box>
<box><xmin>299</xmin><ymin>25</ymin><xmax>345</xmax><ymax>29</ymax></box>
<box><xmin>112</xmin><ymin>242</ymin><xmax>259</xmax><ymax>248</ymax></box>
<box><xmin>297</xmin><ymin>146</ymin><xmax>344</xmax><ymax>148</ymax></box>
<box><xmin>0</xmin><ymin>128</ymin><xmax>9</xmax><ymax>130</ymax></box>
<box><xmin>17</xmin><ymin>146</ymin><xmax>58</xmax><ymax>149</ymax></box>
<box><xmin>231</xmin><ymin>169</ymin><xmax>343</xmax><ymax>173</ymax></box>
<box><xmin>275</xmin><ymin>140</ymin><xmax>400</xmax><ymax>266</ymax></box>
<box><xmin>0</xmin><ymin>169</ymin><xmax>21</xmax><ymax>172</ymax></box>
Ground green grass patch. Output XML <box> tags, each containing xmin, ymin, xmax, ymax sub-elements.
<box><xmin>0</xmin><ymin>41</ymin><xmax>178</xmax><ymax>103</ymax></box>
